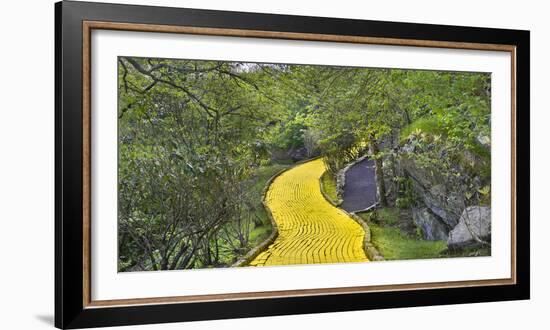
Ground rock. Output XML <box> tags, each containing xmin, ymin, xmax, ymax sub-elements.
<box><xmin>476</xmin><ymin>134</ymin><xmax>491</xmax><ymax>150</ymax></box>
<box><xmin>447</xmin><ymin>206</ymin><xmax>491</xmax><ymax>249</ymax></box>
<box><xmin>401</xmin><ymin>141</ymin><xmax>415</xmax><ymax>153</ymax></box>
<box><xmin>289</xmin><ymin>147</ymin><xmax>308</xmax><ymax>161</ymax></box>
<box><xmin>422</xmin><ymin>186</ymin><xmax>463</xmax><ymax>228</ymax></box>
<box><xmin>400</xmin><ymin>156</ymin><xmax>463</xmax><ymax>227</ymax></box>
<box><xmin>412</xmin><ymin>207</ymin><xmax>449</xmax><ymax>240</ymax></box>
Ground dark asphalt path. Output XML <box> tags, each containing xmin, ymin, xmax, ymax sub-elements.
<box><xmin>341</xmin><ymin>158</ymin><xmax>378</xmax><ymax>212</ymax></box>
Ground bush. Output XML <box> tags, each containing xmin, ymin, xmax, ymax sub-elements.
<box><xmin>320</xmin><ymin>170</ymin><xmax>339</xmax><ymax>204</ymax></box>
<box><xmin>399</xmin><ymin>117</ymin><xmax>446</xmax><ymax>143</ymax></box>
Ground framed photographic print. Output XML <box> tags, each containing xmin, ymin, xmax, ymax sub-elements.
<box><xmin>55</xmin><ymin>1</ymin><xmax>530</xmax><ymax>328</ymax></box>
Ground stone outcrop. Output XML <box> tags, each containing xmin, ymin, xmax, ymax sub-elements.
<box><xmin>448</xmin><ymin>206</ymin><xmax>491</xmax><ymax>249</ymax></box>
<box><xmin>400</xmin><ymin>156</ymin><xmax>463</xmax><ymax>240</ymax></box>
<box><xmin>399</xmin><ymin>150</ymin><xmax>491</xmax><ymax>248</ymax></box>
<box><xmin>412</xmin><ymin>207</ymin><xmax>450</xmax><ymax>240</ymax></box>
<box><xmin>369</xmin><ymin>133</ymin><xmax>492</xmax><ymax>249</ymax></box>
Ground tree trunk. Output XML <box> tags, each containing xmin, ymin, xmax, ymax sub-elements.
<box><xmin>370</xmin><ymin>140</ymin><xmax>388</xmax><ymax>207</ymax></box>
<box><xmin>389</xmin><ymin>152</ymin><xmax>398</xmax><ymax>203</ymax></box>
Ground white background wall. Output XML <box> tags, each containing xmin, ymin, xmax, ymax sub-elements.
<box><xmin>0</xmin><ymin>0</ymin><xmax>546</xmax><ymax>329</ymax></box>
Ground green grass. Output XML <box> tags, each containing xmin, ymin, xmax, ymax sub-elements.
<box><xmin>320</xmin><ymin>171</ymin><xmax>339</xmax><ymax>204</ymax></box>
<box><xmin>368</xmin><ymin>224</ymin><xmax>447</xmax><ymax>260</ymax></box>
<box><xmin>374</xmin><ymin>208</ymin><xmax>400</xmax><ymax>226</ymax></box>
<box><xmin>358</xmin><ymin>209</ymin><xmax>447</xmax><ymax>261</ymax></box>
<box><xmin>248</xmin><ymin>163</ymin><xmax>291</xmax><ymax>243</ymax></box>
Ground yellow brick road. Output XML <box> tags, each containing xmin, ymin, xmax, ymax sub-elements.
<box><xmin>249</xmin><ymin>158</ymin><xmax>369</xmax><ymax>266</ymax></box>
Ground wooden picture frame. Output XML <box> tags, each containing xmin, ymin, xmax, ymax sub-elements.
<box><xmin>55</xmin><ymin>1</ymin><xmax>530</xmax><ymax>328</ymax></box>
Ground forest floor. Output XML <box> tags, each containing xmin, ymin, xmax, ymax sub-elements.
<box><xmin>249</xmin><ymin>158</ymin><xmax>369</xmax><ymax>266</ymax></box>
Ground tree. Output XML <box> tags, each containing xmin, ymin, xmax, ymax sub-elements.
<box><xmin>117</xmin><ymin>58</ymin><xmax>279</xmax><ymax>270</ymax></box>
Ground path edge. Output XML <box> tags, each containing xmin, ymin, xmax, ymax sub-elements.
<box><xmin>319</xmin><ymin>169</ymin><xmax>385</xmax><ymax>262</ymax></box>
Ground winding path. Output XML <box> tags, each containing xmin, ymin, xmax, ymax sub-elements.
<box><xmin>249</xmin><ymin>158</ymin><xmax>368</xmax><ymax>266</ymax></box>
<box><xmin>341</xmin><ymin>158</ymin><xmax>378</xmax><ymax>213</ymax></box>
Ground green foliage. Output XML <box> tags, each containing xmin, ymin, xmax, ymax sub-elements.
<box><xmin>267</xmin><ymin>111</ymin><xmax>310</xmax><ymax>150</ymax></box>
<box><xmin>320</xmin><ymin>171</ymin><xmax>339</xmax><ymax>204</ymax></box>
<box><xmin>400</xmin><ymin>117</ymin><xmax>446</xmax><ymax>142</ymax></box>
<box><xmin>396</xmin><ymin>70</ymin><xmax>491</xmax><ymax>210</ymax></box>
<box><xmin>117</xmin><ymin>58</ymin><xmax>285</xmax><ymax>271</ymax></box>
<box><xmin>395</xmin><ymin>197</ymin><xmax>411</xmax><ymax>209</ymax></box>
<box><xmin>394</xmin><ymin>176</ymin><xmax>414</xmax><ymax>209</ymax></box>
<box><xmin>477</xmin><ymin>185</ymin><xmax>491</xmax><ymax>205</ymax></box>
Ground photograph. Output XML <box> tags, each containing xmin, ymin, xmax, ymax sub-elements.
<box><xmin>117</xmin><ymin>57</ymin><xmax>492</xmax><ymax>272</ymax></box>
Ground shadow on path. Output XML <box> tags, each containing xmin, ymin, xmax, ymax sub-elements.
<box><xmin>35</xmin><ymin>314</ymin><xmax>54</xmax><ymax>326</ymax></box>
<box><xmin>341</xmin><ymin>158</ymin><xmax>377</xmax><ymax>212</ymax></box>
